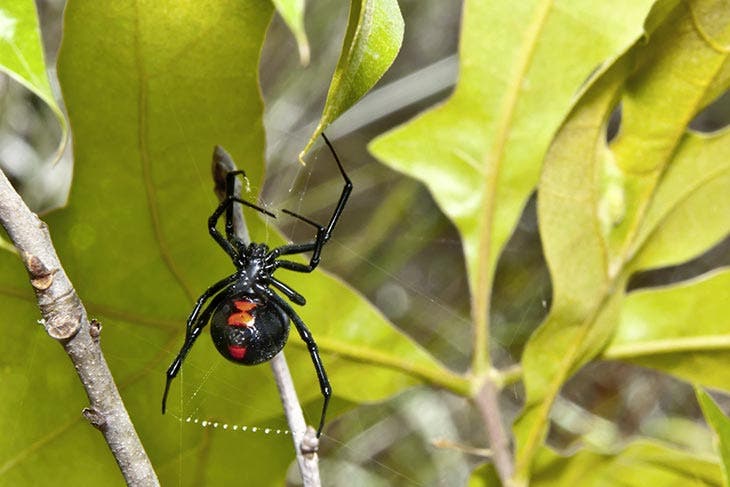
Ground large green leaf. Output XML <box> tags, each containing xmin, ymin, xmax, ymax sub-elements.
<box><xmin>604</xmin><ymin>269</ymin><xmax>730</xmax><ymax>390</ymax></box>
<box><xmin>514</xmin><ymin>54</ymin><xmax>633</xmax><ymax>482</ymax></box>
<box><xmin>0</xmin><ymin>0</ymin><xmax>450</xmax><ymax>484</ymax></box>
<box><xmin>0</xmin><ymin>0</ymin><xmax>66</xmax><ymax>155</ymax></box>
<box><xmin>300</xmin><ymin>0</ymin><xmax>403</xmax><ymax>158</ymax></box>
<box><xmin>514</xmin><ymin>1</ymin><xmax>730</xmax><ymax>480</ymax></box>
<box><xmin>369</xmin><ymin>0</ymin><xmax>657</xmax><ymax>376</ymax></box>
<box><xmin>697</xmin><ymin>388</ymin><xmax>730</xmax><ymax>486</ymax></box>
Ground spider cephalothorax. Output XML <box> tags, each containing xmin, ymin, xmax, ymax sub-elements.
<box><xmin>162</xmin><ymin>134</ymin><xmax>351</xmax><ymax>436</ymax></box>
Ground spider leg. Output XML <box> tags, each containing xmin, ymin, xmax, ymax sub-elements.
<box><xmin>267</xmin><ymin>133</ymin><xmax>351</xmax><ymax>272</ymax></box>
<box><xmin>274</xmin><ymin>211</ymin><xmax>324</xmax><ymax>268</ymax></box>
<box><xmin>184</xmin><ymin>274</ymin><xmax>237</xmax><ymax>337</ymax></box>
<box><xmin>209</xmin><ymin>193</ymin><xmax>275</xmax><ymax>260</ymax></box>
<box><xmin>318</xmin><ymin>132</ymin><xmax>352</xmax><ymax>240</ymax></box>
<box><xmin>162</xmin><ymin>278</ymin><xmax>235</xmax><ymax>414</ymax></box>
<box><xmin>224</xmin><ymin>170</ymin><xmax>258</xmax><ymax>243</ymax></box>
<box><xmin>273</xmin><ymin>258</ymin><xmax>316</xmax><ymax>273</ymax></box>
<box><xmin>268</xmin><ymin>276</ymin><xmax>306</xmax><ymax>306</ymax></box>
<box><xmin>269</xmin><ymin>292</ymin><xmax>331</xmax><ymax>437</ymax></box>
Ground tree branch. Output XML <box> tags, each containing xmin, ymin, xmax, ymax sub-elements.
<box><xmin>212</xmin><ymin>146</ymin><xmax>321</xmax><ymax>486</ymax></box>
<box><xmin>0</xmin><ymin>169</ymin><xmax>159</xmax><ymax>486</ymax></box>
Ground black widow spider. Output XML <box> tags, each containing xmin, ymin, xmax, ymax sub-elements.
<box><xmin>162</xmin><ymin>133</ymin><xmax>351</xmax><ymax>437</ymax></box>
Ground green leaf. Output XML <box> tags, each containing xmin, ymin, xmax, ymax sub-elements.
<box><xmin>514</xmin><ymin>54</ymin><xmax>633</xmax><ymax>481</ymax></box>
<box><xmin>0</xmin><ymin>0</ymin><xmax>66</xmax><ymax>156</ymax></box>
<box><xmin>604</xmin><ymin>269</ymin><xmax>730</xmax><ymax>390</ymax></box>
<box><xmin>370</xmin><ymin>0</ymin><xmax>657</xmax><ymax>376</ymax></box>
<box><xmin>470</xmin><ymin>441</ymin><xmax>722</xmax><ymax>486</ymax></box>
<box><xmin>468</xmin><ymin>463</ymin><xmax>501</xmax><ymax>487</ymax></box>
<box><xmin>530</xmin><ymin>441</ymin><xmax>722</xmax><ymax>486</ymax></box>
<box><xmin>631</xmin><ymin>130</ymin><xmax>730</xmax><ymax>271</ymax></box>
<box><xmin>0</xmin><ymin>234</ymin><xmax>16</xmax><ymax>253</ymax></box>
<box><xmin>0</xmin><ymin>1</ymin><xmax>277</xmax><ymax>483</ymax></box>
<box><xmin>607</xmin><ymin>1</ymin><xmax>730</xmax><ymax>273</ymax></box>
<box><xmin>299</xmin><ymin>0</ymin><xmax>403</xmax><ymax>158</ymax></box>
<box><xmin>0</xmin><ymin>1</ymin><xmax>455</xmax><ymax>483</ymax></box>
<box><xmin>515</xmin><ymin>1</ymin><xmax>730</xmax><ymax>480</ymax></box>
<box><xmin>272</xmin><ymin>0</ymin><xmax>310</xmax><ymax>65</ymax></box>
<box><xmin>697</xmin><ymin>387</ymin><xmax>730</xmax><ymax>486</ymax></box>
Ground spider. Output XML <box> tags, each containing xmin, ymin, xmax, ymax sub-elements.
<box><xmin>162</xmin><ymin>133</ymin><xmax>351</xmax><ymax>437</ymax></box>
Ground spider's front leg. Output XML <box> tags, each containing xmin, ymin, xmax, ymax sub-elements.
<box><xmin>266</xmin><ymin>133</ymin><xmax>352</xmax><ymax>274</ymax></box>
<box><xmin>208</xmin><ymin>177</ymin><xmax>276</xmax><ymax>260</ymax></box>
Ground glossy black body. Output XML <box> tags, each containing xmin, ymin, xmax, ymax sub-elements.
<box><xmin>210</xmin><ymin>296</ymin><xmax>289</xmax><ymax>365</ymax></box>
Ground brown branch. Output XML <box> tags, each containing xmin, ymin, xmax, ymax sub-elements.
<box><xmin>0</xmin><ymin>169</ymin><xmax>159</xmax><ymax>485</ymax></box>
<box><xmin>212</xmin><ymin>146</ymin><xmax>321</xmax><ymax>486</ymax></box>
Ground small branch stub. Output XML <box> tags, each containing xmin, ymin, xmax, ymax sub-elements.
<box><xmin>83</xmin><ymin>407</ymin><xmax>108</xmax><ymax>431</ymax></box>
<box><xmin>89</xmin><ymin>319</ymin><xmax>102</xmax><ymax>342</ymax></box>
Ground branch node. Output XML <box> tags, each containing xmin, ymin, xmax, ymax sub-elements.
<box><xmin>24</xmin><ymin>252</ymin><xmax>57</xmax><ymax>290</ymax></box>
<box><xmin>39</xmin><ymin>291</ymin><xmax>82</xmax><ymax>340</ymax></box>
<box><xmin>300</xmin><ymin>427</ymin><xmax>320</xmax><ymax>455</ymax></box>
<box><xmin>83</xmin><ymin>407</ymin><xmax>108</xmax><ymax>431</ymax></box>
<box><xmin>46</xmin><ymin>317</ymin><xmax>81</xmax><ymax>340</ymax></box>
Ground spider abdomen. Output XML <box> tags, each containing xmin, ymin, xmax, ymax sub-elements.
<box><xmin>210</xmin><ymin>296</ymin><xmax>290</xmax><ymax>365</ymax></box>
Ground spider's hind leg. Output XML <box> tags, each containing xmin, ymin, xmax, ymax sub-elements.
<box><xmin>269</xmin><ymin>293</ymin><xmax>331</xmax><ymax>437</ymax></box>
<box><xmin>162</xmin><ymin>276</ymin><xmax>235</xmax><ymax>414</ymax></box>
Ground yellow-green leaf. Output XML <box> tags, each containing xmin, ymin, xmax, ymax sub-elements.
<box><xmin>530</xmin><ymin>441</ymin><xmax>722</xmax><ymax>486</ymax></box>
<box><xmin>470</xmin><ymin>441</ymin><xmax>722</xmax><ymax>486</ymax></box>
<box><xmin>370</xmin><ymin>0</ymin><xmax>657</xmax><ymax>377</ymax></box>
<box><xmin>272</xmin><ymin>0</ymin><xmax>309</xmax><ymax>65</ymax></box>
<box><xmin>605</xmin><ymin>1</ymin><xmax>730</xmax><ymax>272</ymax></box>
<box><xmin>300</xmin><ymin>0</ymin><xmax>403</xmax><ymax>158</ymax></box>
<box><xmin>697</xmin><ymin>387</ymin><xmax>730</xmax><ymax>486</ymax></box>
<box><xmin>0</xmin><ymin>0</ymin><xmax>66</xmax><ymax>156</ymax></box>
<box><xmin>514</xmin><ymin>1</ymin><xmax>730</xmax><ymax>480</ymax></box>
<box><xmin>631</xmin><ymin>130</ymin><xmax>730</xmax><ymax>271</ymax></box>
<box><xmin>605</xmin><ymin>269</ymin><xmax>730</xmax><ymax>390</ymax></box>
<box><xmin>514</xmin><ymin>52</ymin><xmax>633</xmax><ymax>480</ymax></box>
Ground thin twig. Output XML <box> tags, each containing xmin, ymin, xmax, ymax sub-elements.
<box><xmin>0</xmin><ymin>169</ymin><xmax>159</xmax><ymax>486</ymax></box>
<box><xmin>270</xmin><ymin>354</ymin><xmax>321</xmax><ymax>485</ymax></box>
<box><xmin>474</xmin><ymin>378</ymin><xmax>513</xmax><ymax>485</ymax></box>
<box><xmin>212</xmin><ymin>146</ymin><xmax>321</xmax><ymax>486</ymax></box>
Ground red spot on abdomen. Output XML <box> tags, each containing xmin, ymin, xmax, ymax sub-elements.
<box><xmin>228</xmin><ymin>345</ymin><xmax>247</xmax><ymax>360</ymax></box>
<box><xmin>228</xmin><ymin>300</ymin><xmax>256</xmax><ymax>327</ymax></box>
